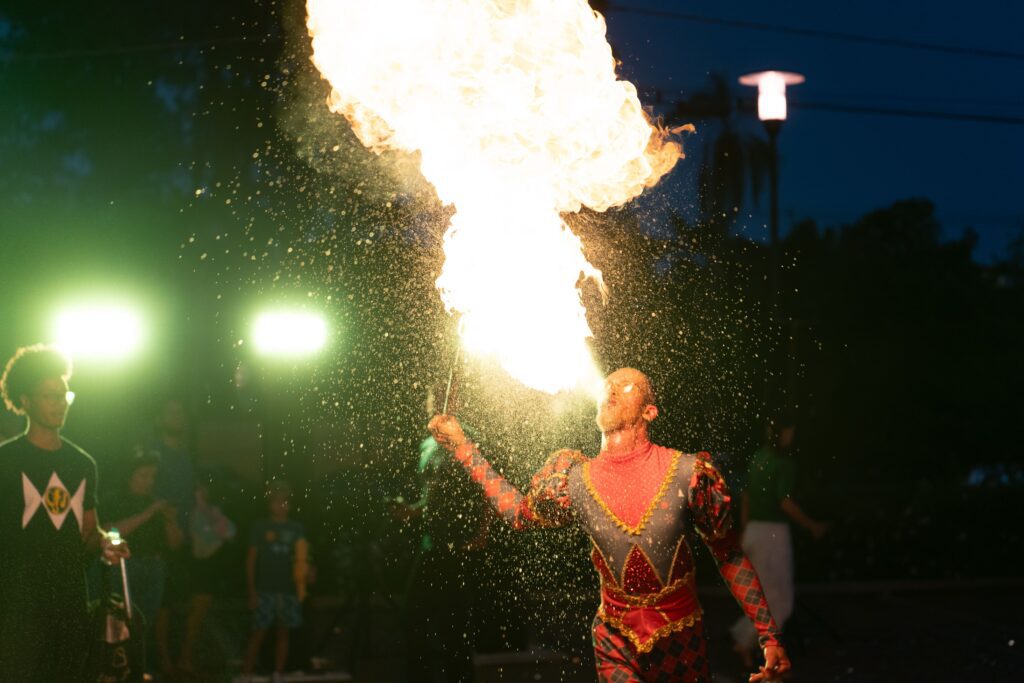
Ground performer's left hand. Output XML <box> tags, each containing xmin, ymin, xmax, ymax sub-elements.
<box><xmin>749</xmin><ymin>645</ymin><xmax>790</xmax><ymax>682</ymax></box>
<box><xmin>428</xmin><ymin>414</ymin><xmax>467</xmax><ymax>452</ymax></box>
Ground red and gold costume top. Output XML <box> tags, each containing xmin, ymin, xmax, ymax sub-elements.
<box><xmin>453</xmin><ymin>439</ymin><xmax>781</xmax><ymax>654</ymax></box>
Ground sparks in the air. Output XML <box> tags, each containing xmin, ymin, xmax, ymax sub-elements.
<box><xmin>307</xmin><ymin>0</ymin><xmax>683</xmax><ymax>393</ymax></box>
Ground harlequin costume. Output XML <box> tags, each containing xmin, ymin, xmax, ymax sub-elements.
<box><xmin>452</xmin><ymin>439</ymin><xmax>781</xmax><ymax>682</ymax></box>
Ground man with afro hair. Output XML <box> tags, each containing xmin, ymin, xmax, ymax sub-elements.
<box><xmin>0</xmin><ymin>344</ymin><xmax>128</xmax><ymax>681</ymax></box>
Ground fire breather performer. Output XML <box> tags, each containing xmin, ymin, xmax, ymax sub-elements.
<box><xmin>429</xmin><ymin>368</ymin><xmax>791</xmax><ymax>683</ymax></box>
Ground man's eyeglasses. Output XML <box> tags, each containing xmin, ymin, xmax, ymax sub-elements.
<box><xmin>33</xmin><ymin>391</ymin><xmax>75</xmax><ymax>406</ymax></box>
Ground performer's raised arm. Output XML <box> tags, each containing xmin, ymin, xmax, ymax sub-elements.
<box><xmin>429</xmin><ymin>414</ymin><xmax>581</xmax><ymax>530</ymax></box>
<box><xmin>688</xmin><ymin>454</ymin><xmax>791</xmax><ymax>682</ymax></box>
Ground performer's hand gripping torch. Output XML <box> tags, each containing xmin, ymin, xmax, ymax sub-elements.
<box><xmin>107</xmin><ymin>528</ymin><xmax>131</xmax><ymax>618</ymax></box>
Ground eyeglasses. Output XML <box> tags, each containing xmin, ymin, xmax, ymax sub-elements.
<box><xmin>33</xmin><ymin>391</ymin><xmax>75</xmax><ymax>406</ymax></box>
<box><xmin>603</xmin><ymin>380</ymin><xmax>637</xmax><ymax>395</ymax></box>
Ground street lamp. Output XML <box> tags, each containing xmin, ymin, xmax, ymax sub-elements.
<box><xmin>739</xmin><ymin>70</ymin><xmax>804</xmax><ymax>408</ymax></box>
<box><xmin>738</xmin><ymin>70</ymin><xmax>805</xmax><ymax>250</ymax></box>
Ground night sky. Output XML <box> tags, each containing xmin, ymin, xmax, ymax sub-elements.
<box><xmin>603</xmin><ymin>0</ymin><xmax>1024</xmax><ymax>260</ymax></box>
<box><xmin>3</xmin><ymin>0</ymin><xmax>1021</xmax><ymax>285</ymax></box>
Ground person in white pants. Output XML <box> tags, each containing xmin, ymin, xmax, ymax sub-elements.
<box><xmin>730</xmin><ymin>424</ymin><xmax>830</xmax><ymax>666</ymax></box>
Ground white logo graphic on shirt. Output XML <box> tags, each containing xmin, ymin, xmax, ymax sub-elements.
<box><xmin>22</xmin><ymin>472</ymin><xmax>86</xmax><ymax>531</ymax></box>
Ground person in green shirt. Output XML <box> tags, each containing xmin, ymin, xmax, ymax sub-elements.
<box><xmin>730</xmin><ymin>423</ymin><xmax>829</xmax><ymax>666</ymax></box>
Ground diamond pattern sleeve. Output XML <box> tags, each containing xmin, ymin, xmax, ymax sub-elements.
<box><xmin>453</xmin><ymin>443</ymin><xmax>584</xmax><ymax>530</ymax></box>
<box><xmin>689</xmin><ymin>454</ymin><xmax>782</xmax><ymax>649</ymax></box>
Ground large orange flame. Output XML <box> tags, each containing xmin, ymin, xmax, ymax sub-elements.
<box><xmin>308</xmin><ymin>0</ymin><xmax>681</xmax><ymax>393</ymax></box>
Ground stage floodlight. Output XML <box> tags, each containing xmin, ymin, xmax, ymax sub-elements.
<box><xmin>251</xmin><ymin>310</ymin><xmax>328</xmax><ymax>356</ymax></box>
<box><xmin>53</xmin><ymin>305</ymin><xmax>144</xmax><ymax>360</ymax></box>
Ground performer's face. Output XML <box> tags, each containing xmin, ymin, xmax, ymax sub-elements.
<box><xmin>596</xmin><ymin>368</ymin><xmax>654</xmax><ymax>432</ymax></box>
<box><xmin>22</xmin><ymin>376</ymin><xmax>72</xmax><ymax>431</ymax></box>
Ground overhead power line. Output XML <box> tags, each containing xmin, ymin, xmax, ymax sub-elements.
<box><xmin>668</xmin><ymin>96</ymin><xmax>1024</xmax><ymax>126</ymax></box>
<box><xmin>804</xmin><ymin>92</ymin><xmax>1024</xmax><ymax>108</ymax></box>
<box><xmin>640</xmin><ymin>81</ymin><xmax>1024</xmax><ymax>113</ymax></box>
<box><xmin>792</xmin><ymin>100</ymin><xmax>1024</xmax><ymax>125</ymax></box>
<box><xmin>608</xmin><ymin>4</ymin><xmax>1024</xmax><ymax>62</ymax></box>
<box><xmin>662</xmin><ymin>87</ymin><xmax>1024</xmax><ymax>126</ymax></box>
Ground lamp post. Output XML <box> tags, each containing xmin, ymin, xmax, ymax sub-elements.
<box><xmin>739</xmin><ymin>70</ymin><xmax>804</xmax><ymax>408</ymax></box>
<box><xmin>738</xmin><ymin>70</ymin><xmax>804</xmax><ymax>264</ymax></box>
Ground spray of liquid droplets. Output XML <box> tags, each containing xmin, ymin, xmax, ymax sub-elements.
<box><xmin>307</xmin><ymin>0</ymin><xmax>682</xmax><ymax>394</ymax></box>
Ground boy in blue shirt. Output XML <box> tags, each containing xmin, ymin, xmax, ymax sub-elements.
<box><xmin>242</xmin><ymin>481</ymin><xmax>309</xmax><ymax>681</ymax></box>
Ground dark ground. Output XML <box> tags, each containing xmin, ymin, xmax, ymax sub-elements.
<box><xmin>176</xmin><ymin>579</ymin><xmax>1022</xmax><ymax>682</ymax></box>
<box><xmin>701</xmin><ymin>581</ymin><xmax>1023</xmax><ymax>683</ymax></box>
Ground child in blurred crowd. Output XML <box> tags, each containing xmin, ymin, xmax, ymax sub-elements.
<box><xmin>177</xmin><ymin>475</ymin><xmax>236</xmax><ymax>674</ymax></box>
<box><xmin>241</xmin><ymin>481</ymin><xmax>309</xmax><ymax>683</ymax></box>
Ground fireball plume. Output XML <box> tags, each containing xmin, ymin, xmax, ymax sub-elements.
<box><xmin>307</xmin><ymin>0</ymin><xmax>682</xmax><ymax>393</ymax></box>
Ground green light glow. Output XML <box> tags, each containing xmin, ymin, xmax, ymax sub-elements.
<box><xmin>53</xmin><ymin>305</ymin><xmax>144</xmax><ymax>360</ymax></box>
<box><xmin>251</xmin><ymin>310</ymin><xmax>328</xmax><ymax>356</ymax></box>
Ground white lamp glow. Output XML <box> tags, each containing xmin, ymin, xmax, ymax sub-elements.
<box><xmin>739</xmin><ymin>70</ymin><xmax>805</xmax><ymax>122</ymax></box>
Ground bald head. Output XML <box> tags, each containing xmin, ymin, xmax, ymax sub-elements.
<box><xmin>596</xmin><ymin>367</ymin><xmax>658</xmax><ymax>434</ymax></box>
<box><xmin>606</xmin><ymin>367</ymin><xmax>655</xmax><ymax>404</ymax></box>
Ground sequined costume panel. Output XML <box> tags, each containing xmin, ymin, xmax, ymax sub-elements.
<box><xmin>566</xmin><ymin>450</ymin><xmax>705</xmax><ymax>652</ymax></box>
<box><xmin>567</xmin><ymin>450</ymin><xmax>695</xmax><ymax>589</ymax></box>
<box><xmin>450</xmin><ymin>442</ymin><xmax>781</xmax><ymax>654</ymax></box>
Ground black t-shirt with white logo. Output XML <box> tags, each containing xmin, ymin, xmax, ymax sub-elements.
<box><xmin>0</xmin><ymin>435</ymin><xmax>98</xmax><ymax>611</ymax></box>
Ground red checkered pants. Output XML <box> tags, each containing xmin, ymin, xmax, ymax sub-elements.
<box><xmin>592</xmin><ymin>615</ymin><xmax>709</xmax><ymax>682</ymax></box>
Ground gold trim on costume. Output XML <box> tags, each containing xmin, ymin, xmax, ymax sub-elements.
<box><xmin>619</xmin><ymin>544</ymin><xmax>654</xmax><ymax>589</ymax></box>
<box><xmin>589</xmin><ymin>534</ymin><xmax>697</xmax><ymax>607</ymax></box>
<box><xmin>524</xmin><ymin>490</ymin><xmax>566</xmax><ymax>528</ymax></box>
<box><xmin>587</xmin><ymin>527</ymin><xmax>696</xmax><ymax>599</ymax></box>
<box><xmin>582</xmin><ymin>449</ymin><xmax>682</xmax><ymax>536</ymax></box>
<box><xmin>602</xmin><ymin>569</ymin><xmax>695</xmax><ymax>607</ymax></box>
<box><xmin>551</xmin><ymin>449</ymin><xmax>588</xmax><ymax>468</ymax></box>
<box><xmin>666</xmin><ymin>534</ymin><xmax>696</xmax><ymax>584</ymax></box>
<box><xmin>597</xmin><ymin>605</ymin><xmax>704</xmax><ymax>654</ymax></box>
<box><xmin>522</xmin><ymin>450</ymin><xmax>586</xmax><ymax>528</ymax></box>
<box><xmin>590</xmin><ymin>539</ymin><xmax>615</xmax><ymax>582</ymax></box>
<box><xmin>690</xmin><ymin>454</ymin><xmax>732</xmax><ymax>542</ymax></box>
